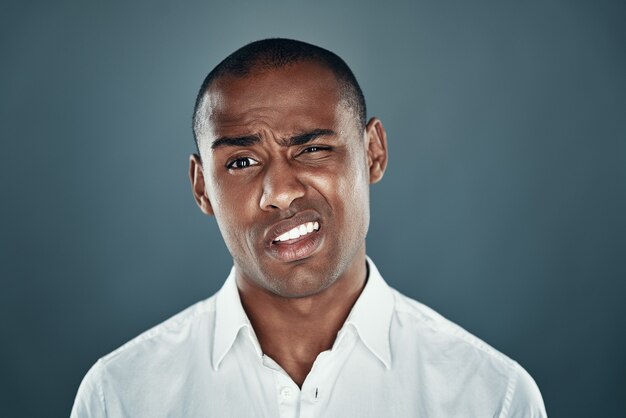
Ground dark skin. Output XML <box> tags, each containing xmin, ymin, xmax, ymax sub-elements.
<box><xmin>190</xmin><ymin>61</ymin><xmax>388</xmax><ymax>387</ymax></box>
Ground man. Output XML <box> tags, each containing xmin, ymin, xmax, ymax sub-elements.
<box><xmin>71</xmin><ymin>38</ymin><xmax>547</xmax><ymax>417</ymax></box>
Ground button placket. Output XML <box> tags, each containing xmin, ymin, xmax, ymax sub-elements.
<box><xmin>270</xmin><ymin>364</ymin><xmax>300</xmax><ymax>418</ymax></box>
<box><xmin>280</xmin><ymin>386</ymin><xmax>293</xmax><ymax>399</ymax></box>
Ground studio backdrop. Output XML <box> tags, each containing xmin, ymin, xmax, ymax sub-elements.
<box><xmin>1</xmin><ymin>0</ymin><xmax>624</xmax><ymax>417</ymax></box>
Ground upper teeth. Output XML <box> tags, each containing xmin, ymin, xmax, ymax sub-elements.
<box><xmin>275</xmin><ymin>222</ymin><xmax>319</xmax><ymax>242</ymax></box>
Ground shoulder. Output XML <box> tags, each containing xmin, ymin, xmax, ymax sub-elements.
<box><xmin>70</xmin><ymin>295</ymin><xmax>218</xmax><ymax>417</ymax></box>
<box><xmin>71</xmin><ymin>358</ymin><xmax>107</xmax><ymax>418</ymax></box>
<box><xmin>391</xmin><ymin>287</ymin><xmax>512</xmax><ymax>365</ymax></box>
<box><xmin>100</xmin><ymin>295</ymin><xmax>217</xmax><ymax>366</ymax></box>
<box><xmin>391</xmin><ymin>289</ymin><xmax>512</xmax><ymax>365</ymax></box>
<box><xmin>389</xmin><ymin>288</ymin><xmax>547</xmax><ymax>417</ymax></box>
<box><xmin>503</xmin><ymin>364</ymin><xmax>548</xmax><ymax>418</ymax></box>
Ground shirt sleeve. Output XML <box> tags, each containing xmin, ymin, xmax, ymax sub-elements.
<box><xmin>70</xmin><ymin>360</ymin><xmax>107</xmax><ymax>418</ymax></box>
<box><xmin>502</xmin><ymin>362</ymin><xmax>548</xmax><ymax>418</ymax></box>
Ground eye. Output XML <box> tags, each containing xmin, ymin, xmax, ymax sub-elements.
<box><xmin>301</xmin><ymin>146</ymin><xmax>331</xmax><ymax>154</ymax></box>
<box><xmin>226</xmin><ymin>157</ymin><xmax>260</xmax><ymax>170</ymax></box>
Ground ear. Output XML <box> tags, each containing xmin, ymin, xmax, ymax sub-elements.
<box><xmin>365</xmin><ymin>117</ymin><xmax>388</xmax><ymax>184</ymax></box>
<box><xmin>189</xmin><ymin>154</ymin><xmax>214</xmax><ymax>216</ymax></box>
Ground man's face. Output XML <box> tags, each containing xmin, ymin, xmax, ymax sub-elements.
<box><xmin>192</xmin><ymin>61</ymin><xmax>385</xmax><ymax>298</ymax></box>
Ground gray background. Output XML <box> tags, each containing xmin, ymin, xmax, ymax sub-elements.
<box><xmin>1</xmin><ymin>0</ymin><xmax>624</xmax><ymax>417</ymax></box>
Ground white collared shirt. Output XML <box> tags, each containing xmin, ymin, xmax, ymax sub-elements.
<box><xmin>71</xmin><ymin>257</ymin><xmax>547</xmax><ymax>417</ymax></box>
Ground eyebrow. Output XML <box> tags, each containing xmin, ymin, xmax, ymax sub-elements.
<box><xmin>211</xmin><ymin>128</ymin><xmax>336</xmax><ymax>149</ymax></box>
<box><xmin>211</xmin><ymin>134</ymin><xmax>260</xmax><ymax>149</ymax></box>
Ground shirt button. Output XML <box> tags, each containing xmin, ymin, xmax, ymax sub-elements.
<box><xmin>280</xmin><ymin>387</ymin><xmax>292</xmax><ymax>399</ymax></box>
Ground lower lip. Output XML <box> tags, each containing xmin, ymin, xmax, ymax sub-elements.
<box><xmin>267</xmin><ymin>229</ymin><xmax>323</xmax><ymax>262</ymax></box>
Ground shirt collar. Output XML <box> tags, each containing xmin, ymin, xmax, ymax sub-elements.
<box><xmin>212</xmin><ymin>256</ymin><xmax>395</xmax><ymax>370</ymax></box>
<box><xmin>212</xmin><ymin>266</ymin><xmax>258</xmax><ymax>370</ymax></box>
<box><xmin>344</xmin><ymin>256</ymin><xmax>394</xmax><ymax>370</ymax></box>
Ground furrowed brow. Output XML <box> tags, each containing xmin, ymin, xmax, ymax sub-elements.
<box><xmin>211</xmin><ymin>134</ymin><xmax>261</xmax><ymax>149</ymax></box>
<box><xmin>285</xmin><ymin>129</ymin><xmax>336</xmax><ymax>146</ymax></box>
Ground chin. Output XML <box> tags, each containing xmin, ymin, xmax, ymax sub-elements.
<box><xmin>264</xmin><ymin>267</ymin><xmax>338</xmax><ymax>299</ymax></box>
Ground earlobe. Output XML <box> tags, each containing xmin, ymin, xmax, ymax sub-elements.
<box><xmin>189</xmin><ymin>154</ymin><xmax>215</xmax><ymax>216</ymax></box>
<box><xmin>365</xmin><ymin>117</ymin><xmax>388</xmax><ymax>184</ymax></box>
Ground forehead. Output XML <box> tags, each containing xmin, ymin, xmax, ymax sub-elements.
<box><xmin>203</xmin><ymin>61</ymin><xmax>346</xmax><ymax>137</ymax></box>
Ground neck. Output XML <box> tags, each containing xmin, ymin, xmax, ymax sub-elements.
<box><xmin>236</xmin><ymin>254</ymin><xmax>368</xmax><ymax>386</ymax></box>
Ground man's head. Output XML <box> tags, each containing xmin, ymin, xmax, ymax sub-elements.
<box><xmin>190</xmin><ymin>38</ymin><xmax>388</xmax><ymax>298</ymax></box>
<box><xmin>192</xmin><ymin>38</ymin><xmax>367</xmax><ymax>153</ymax></box>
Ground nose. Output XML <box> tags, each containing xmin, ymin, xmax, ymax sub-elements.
<box><xmin>259</xmin><ymin>159</ymin><xmax>306</xmax><ymax>211</ymax></box>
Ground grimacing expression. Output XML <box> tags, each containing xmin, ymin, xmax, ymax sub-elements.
<box><xmin>191</xmin><ymin>61</ymin><xmax>386</xmax><ymax>298</ymax></box>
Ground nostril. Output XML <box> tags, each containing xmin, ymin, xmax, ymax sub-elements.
<box><xmin>259</xmin><ymin>188</ymin><xmax>306</xmax><ymax>211</ymax></box>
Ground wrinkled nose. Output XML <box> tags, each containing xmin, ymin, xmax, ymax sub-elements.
<box><xmin>259</xmin><ymin>160</ymin><xmax>306</xmax><ymax>211</ymax></box>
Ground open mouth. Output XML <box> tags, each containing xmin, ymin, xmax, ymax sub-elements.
<box><xmin>267</xmin><ymin>219</ymin><xmax>323</xmax><ymax>262</ymax></box>
<box><xmin>272</xmin><ymin>221</ymin><xmax>320</xmax><ymax>244</ymax></box>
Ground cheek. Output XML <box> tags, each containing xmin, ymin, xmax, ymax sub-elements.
<box><xmin>312</xmin><ymin>157</ymin><xmax>370</xmax><ymax>228</ymax></box>
<box><xmin>208</xmin><ymin>175</ymin><xmax>258</xmax><ymax>247</ymax></box>
<box><xmin>336</xmin><ymin>148</ymin><xmax>369</xmax><ymax>202</ymax></box>
<box><xmin>342</xmin><ymin>156</ymin><xmax>371</xmax><ymax>234</ymax></box>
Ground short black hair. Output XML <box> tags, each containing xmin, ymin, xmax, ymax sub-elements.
<box><xmin>192</xmin><ymin>38</ymin><xmax>367</xmax><ymax>153</ymax></box>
